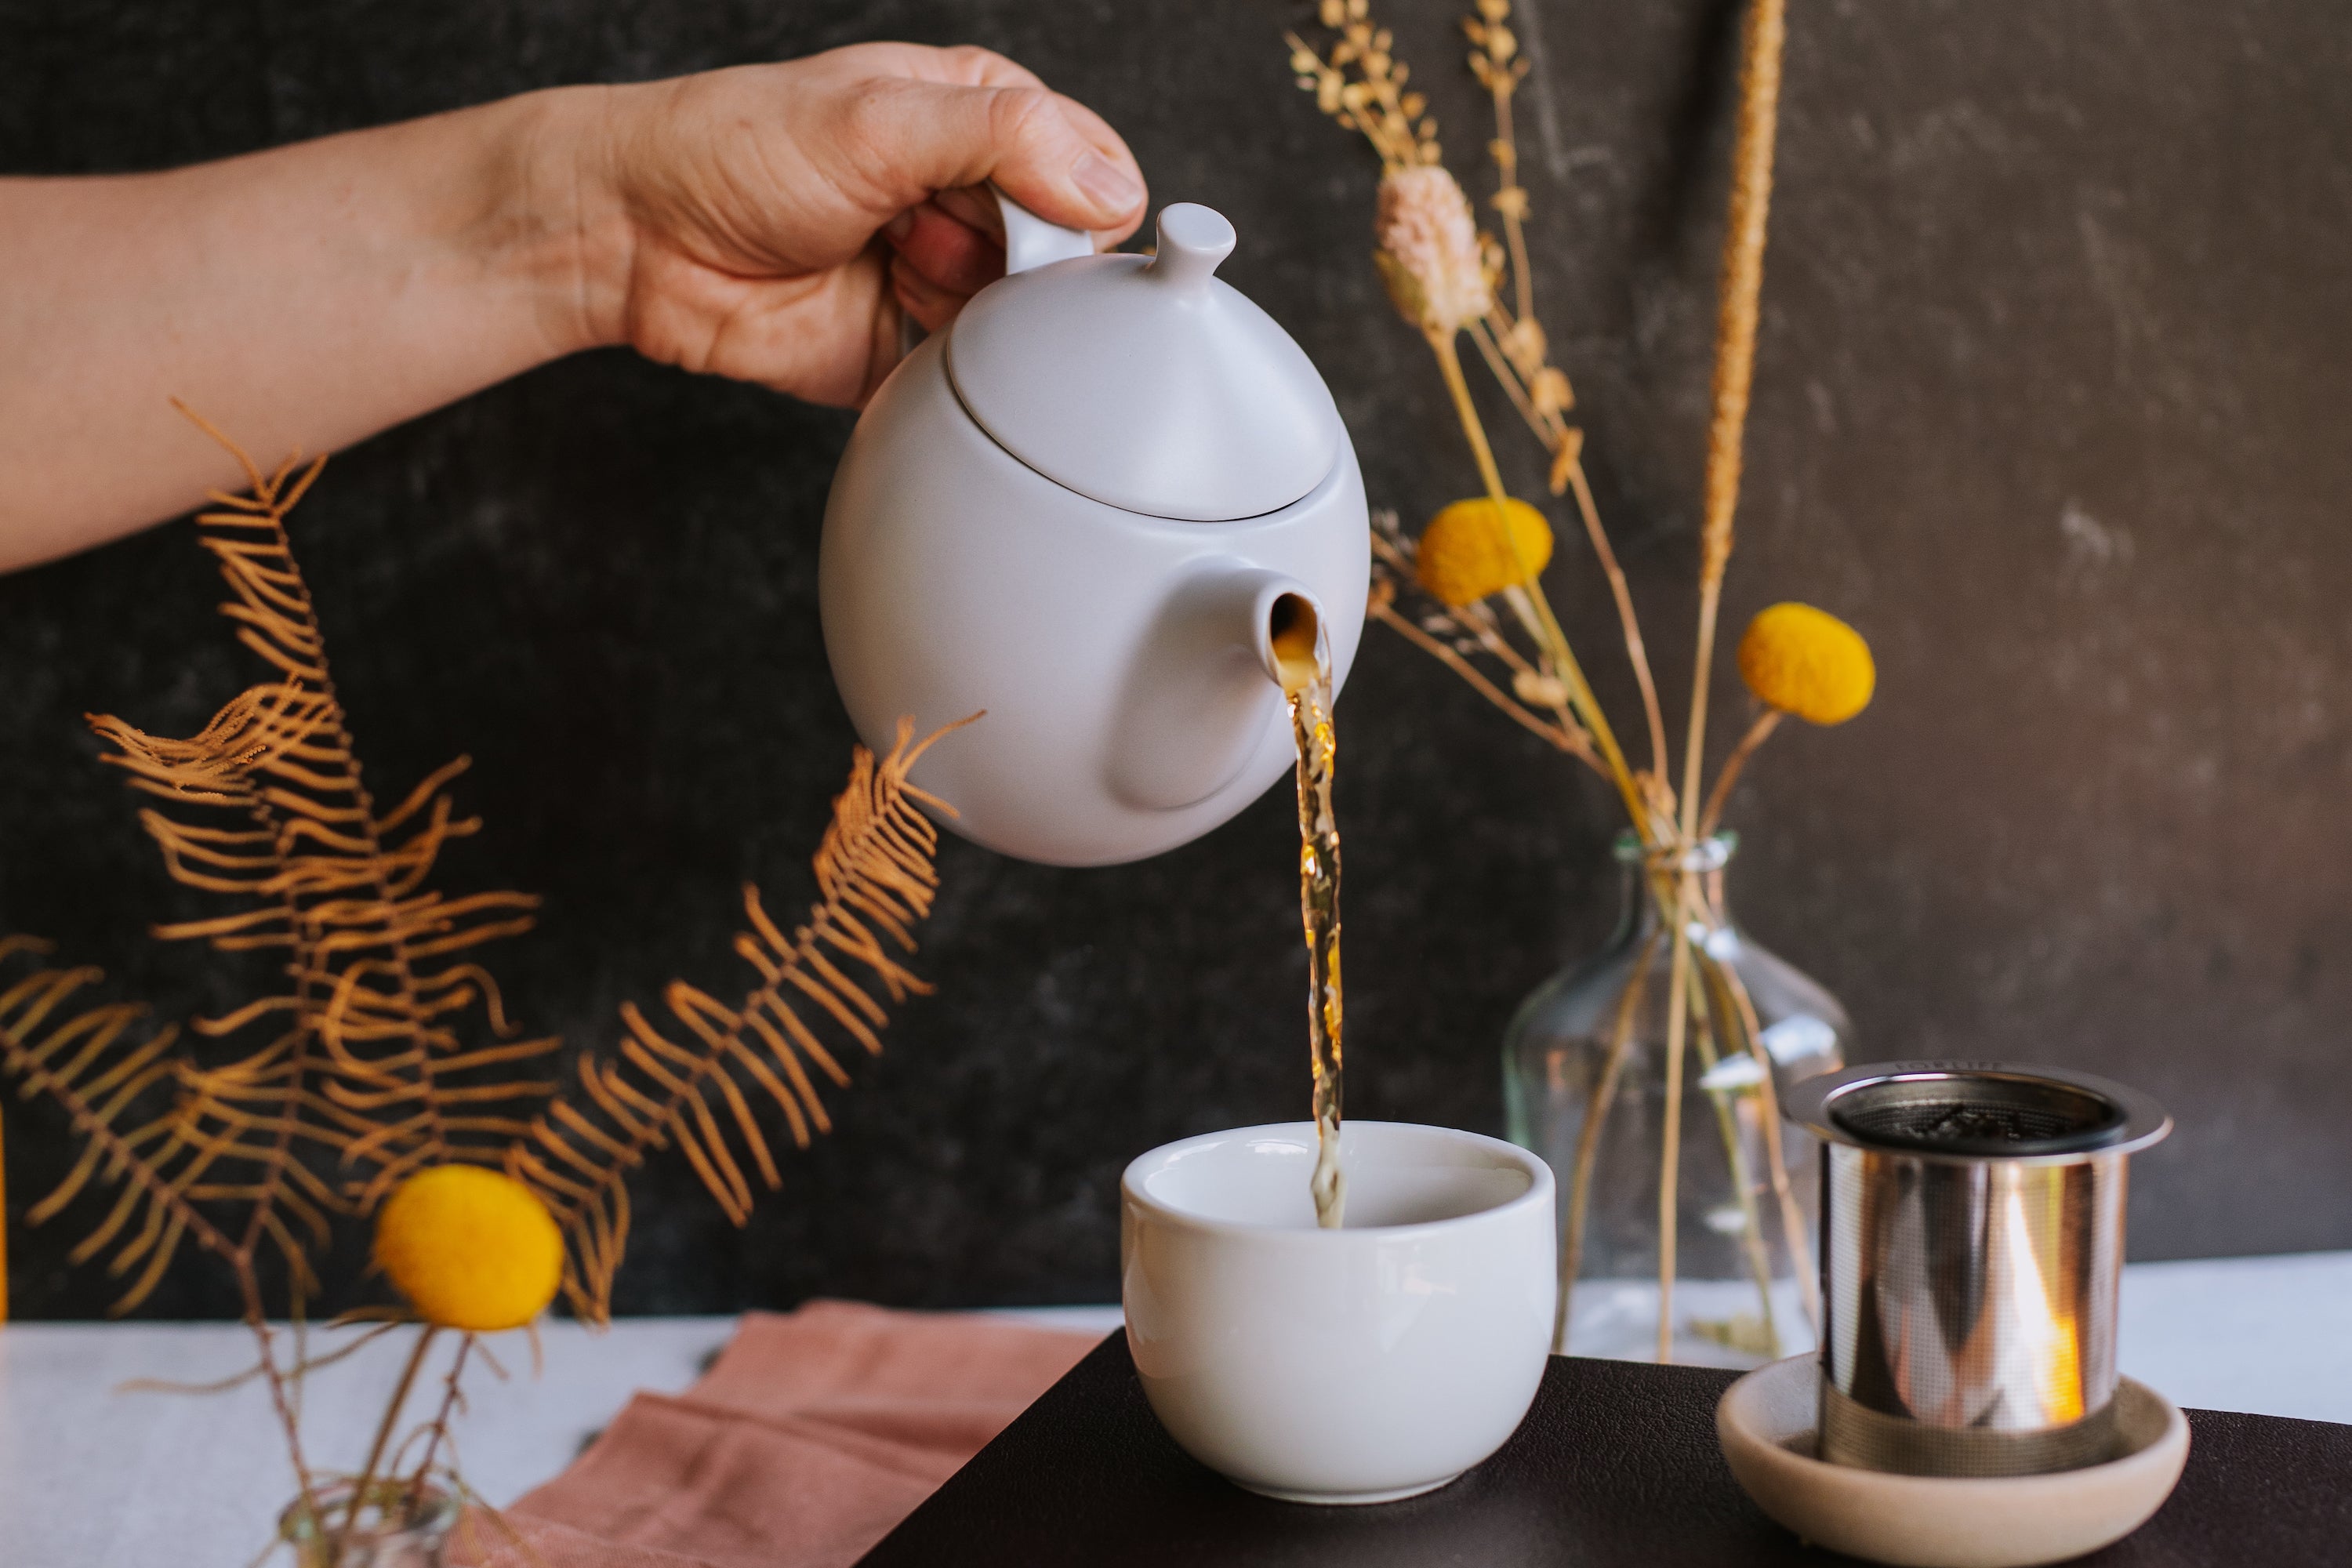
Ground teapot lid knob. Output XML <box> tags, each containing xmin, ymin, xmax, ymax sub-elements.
<box><xmin>1147</xmin><ymin>204</ymin><xmax>1236</xmax><ymax>292</ymax></box>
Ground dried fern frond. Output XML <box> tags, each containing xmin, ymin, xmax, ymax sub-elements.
<box><xmin>513</xmin><ymin>716</ymin><xmax>971</xmax><ymax>1323</ymax></box>
<box><xmin>0</xmin><ymin>937</ymin><xmax>328</xmax><ymax>1312</ymax></box>
<box><xmin>85</xmin><ymin>408</ymin><xmax>557</xmax><ymax>1217</ymax></box>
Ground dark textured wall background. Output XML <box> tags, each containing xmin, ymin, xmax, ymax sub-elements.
<box><xmin>2</xmin><ymin>0</ymin><xmax>2347</xmax><ymax>1317</ymax></box>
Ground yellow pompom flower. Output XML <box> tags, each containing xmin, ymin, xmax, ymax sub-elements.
<box><xmin>1415</xmin><ymin>497</ymin><xmax>1554</xmax><ymax>608</ymax></box>
<box><xmin>1737</xmin><ymin>602</ymin><xmax>1875</xmax><ymax>725</ymax></box>
<box><xmin>373</xmin><ymin>1165</ymin><xmax>564</xmax><ymax>1332</ymax></box>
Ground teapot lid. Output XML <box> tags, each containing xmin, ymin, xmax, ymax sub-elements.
<box><xmin>946</xmin><ymin>201</ymin><xmax>1344</xmax><ymax>522</ymax></box>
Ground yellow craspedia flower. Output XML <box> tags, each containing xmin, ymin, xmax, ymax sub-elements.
<box><xmin>1415</xmin><ymin>497</ymin><xmax>1554</xmax><ymax>608</ymax></box>
<box><xmin>373</xmin><ymin>1164</ymin><xmax>563</xmax><ymax>1332</ymax></box>
<box><xmin>1737</xmin><ymin>602</ymin><xmax>1875</xmax><ymax>725</ymax></box>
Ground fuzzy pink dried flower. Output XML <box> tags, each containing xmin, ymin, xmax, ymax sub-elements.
<box><xmin>1374</xmin><ymin>165</ymin><xmax>1493</xmax><ymax>334</ymax></box>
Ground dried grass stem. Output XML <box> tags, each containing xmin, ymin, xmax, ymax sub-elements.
<box><xmin>1560</xmin><ymin>454</ymin><xmax>1672</xmax><ymax>782</ymax></box>
<box><xmin>1698</xmin><ymin>710</ymin><xmax>1781</xmax><ymax>840</ymax></box>
<box><xmin>1427</xmin><ymin>328</ymin><xmax>1649</xmax><ymax>829</ymax></box>
<box><xmin>1369</xmin><ymin>596</ymin><xmax>1600</xmax><ymax>769</ymax></box>
<box><xmin>1679</xmin><ymin>0</ymin><xmax>1787</xmax><ymax>848</ymax></box>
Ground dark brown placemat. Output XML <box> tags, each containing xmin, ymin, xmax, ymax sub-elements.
<box><xmin>858</xmin><ymin>1333</ymin><xmax>2352</xmax><ymax>1566</ymax></box>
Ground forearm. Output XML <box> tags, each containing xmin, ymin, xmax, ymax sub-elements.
<box><xmin>0</xmin><ymin>86</ymin><xmax>609</xmax><ymax>571</ymax></box>
<box><xmin>0</xmin><ymin>45</ymin><xmax>1151</xmax><ymax>572</ymax></box>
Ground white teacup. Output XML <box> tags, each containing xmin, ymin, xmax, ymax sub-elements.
<box><xmin>1120</xmin><ymin>1120</ymin><xmax>1556</xmax><ymax>1504</ymax></box>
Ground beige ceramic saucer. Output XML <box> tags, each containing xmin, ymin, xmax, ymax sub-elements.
<box><xmin>1715</xmin><ymin>1353</ymin><xmax>2190</xmax><ymax>1568</ymax></box>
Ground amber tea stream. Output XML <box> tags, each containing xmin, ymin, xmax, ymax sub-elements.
<box><xmin>1272</xmin><ymin>596</ymin><xmax>1345</xmax><ymax>1229</ymax></box>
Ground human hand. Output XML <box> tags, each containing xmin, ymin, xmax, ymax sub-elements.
<box><xmin>568</xmin><ymin>44</ymin><xmax>1147</xmax><ymax>407</ymax></box>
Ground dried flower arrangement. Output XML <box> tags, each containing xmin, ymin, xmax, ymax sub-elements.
<box><xmin>1288</xmin><ymin>0</ymin><xmax>1876</xmax><ymax>1359</ymax></box>
<box><xmin>0</xmin><ymin>409</ymin><xmax>964</xmax><ymax>1562</ymax></box>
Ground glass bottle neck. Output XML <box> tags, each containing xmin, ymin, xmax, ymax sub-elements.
<box><xmin>1611</xmin><ymin>830</ymin><xmax>1738</xmax><ymax>945</ymax></box>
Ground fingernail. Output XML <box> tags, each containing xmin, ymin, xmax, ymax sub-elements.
<box><xmin>884</xmin><ymin>209</ymin><xmax>915</xmax><ymax>243</ymax></box>
<box><xmin>1071</xmin><ymin>152</ymin><xmax>1142</xmax><ymax>215</ymax></box>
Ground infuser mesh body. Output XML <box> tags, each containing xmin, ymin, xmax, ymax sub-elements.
<box><xmin>1787</xmin><ymin>1065</ymin><xmax>2169</xmax><ymax>1479</ymax></box>
<box><xmin>1820</xmin><ymin>1143</ymin><xmax>2126</xmax><ymax>1475</ymax></box>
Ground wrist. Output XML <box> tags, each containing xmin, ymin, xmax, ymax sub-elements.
<box><xmin>489</xmin><ymin>82</ymin><xmax>642</xmax><ymax>358</ymax></box>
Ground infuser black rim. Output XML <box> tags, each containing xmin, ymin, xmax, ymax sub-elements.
<box><xmin>1782</xmin><ymin>1061</ymin><xmax>2172</xmax><ymax>1161</ymax></box>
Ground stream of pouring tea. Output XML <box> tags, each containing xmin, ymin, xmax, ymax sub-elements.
<box><xmin>1272</xmin><ymin>599</ymin><xmax>1345</xmax><ymax>1229</ymax></box>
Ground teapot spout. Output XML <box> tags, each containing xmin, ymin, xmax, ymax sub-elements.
<box><xmin>1261</xmin><ymin>587</ymin><xmax>1328</xmax><ymax>697</ymax></box>
<box><xmin>1105</xmin><ymin>561</ymin><xmax>1327</xmax><ymax>814</ymax></box>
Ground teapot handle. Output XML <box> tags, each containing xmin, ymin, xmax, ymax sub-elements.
<box><xmin>991</xmin><ymin>184</ymin><xmax>1098</xmax><ymax>274</ymax></box>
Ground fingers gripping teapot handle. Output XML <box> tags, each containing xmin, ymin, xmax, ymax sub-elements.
<box><xmin>991</xmin><ymin>184</ymin><xmax>1098</xmax><ymax>274</ymax></box>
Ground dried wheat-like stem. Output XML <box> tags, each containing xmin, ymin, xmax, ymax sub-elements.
<box><xmin>1654</xmin><ymin>0</ymin><xmax>1787</xmax><ymax>1365</ymax></box>
<box><xmin>513</xmin><ymin>716</ymin><xmax>971</xmax><ymax>1322</ymax></box>
<box><xmin>1677</xmin><ymin>0</ymin><xmax>1787</xmax><ymax>849</ymax></box>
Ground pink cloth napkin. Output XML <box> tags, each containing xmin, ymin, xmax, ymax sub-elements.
<box><xmin>458</xmin><ymin>1301</ymin><xmax>1098</xmax><ymax>1568</ymax></box>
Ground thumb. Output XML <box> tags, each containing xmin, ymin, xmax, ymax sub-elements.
<box><xmin>832</xmin><ymin>78</ymin><xmax>1147</xmax><ymax>241</ymax></box>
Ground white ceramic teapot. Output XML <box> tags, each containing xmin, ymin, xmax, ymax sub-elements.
<box><xmin>820</xmin><ymin>192</ymin><xmax>1368</xmax><ymax>866</ymax></box>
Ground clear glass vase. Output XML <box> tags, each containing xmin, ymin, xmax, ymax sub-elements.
<box><xmin>278</xmin><ymin>1478</ymin><xmax>458</xmax><ymax>1568</ymax></box>
<box><xmin>1503</xmin><ymin>830</ymin><xmax>1849</xmax><ymax>1367</ymax></box>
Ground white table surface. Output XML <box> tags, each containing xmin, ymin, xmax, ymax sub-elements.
<box><xmin>2</xmin><ymin>1258</ymin><xmax>2344</xmax><ymax>1568</ymax></box>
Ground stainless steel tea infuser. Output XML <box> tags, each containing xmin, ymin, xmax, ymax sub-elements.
<box><xmin>1782</xmin><ymin>1062</ymin><xmax>2171</xmax><ymax>1477</ymax></box>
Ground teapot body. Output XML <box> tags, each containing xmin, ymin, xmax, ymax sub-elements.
<box><xmin>819</xmin><ymin>332</ymin><xmax>1367</xmax><ymax>867</ymax></box>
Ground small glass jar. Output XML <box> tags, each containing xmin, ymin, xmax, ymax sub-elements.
<box><xmin>1503</xmin><ymin>830</ymin><xmax>1848</xmax><ymax>1366</ymax></box>
<box><xmin>278</xmin><ymin>1478</ymin><xmax>458</xmax><ymax>1568</ymax></box>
